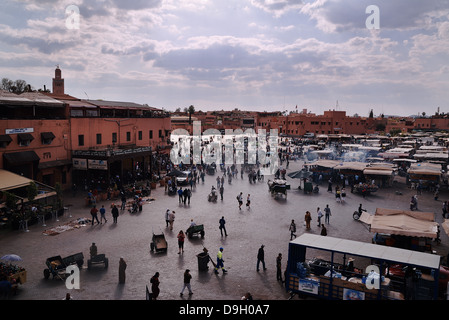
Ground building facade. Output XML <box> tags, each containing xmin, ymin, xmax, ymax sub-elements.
<box><xmin>0</xmin><ymin>67</ymin><xmax>171</xmax><ymax>191</ymax></box>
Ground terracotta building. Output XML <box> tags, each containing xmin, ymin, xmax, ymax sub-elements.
<box><xmin>255</xmin><ymin>109</ymin><xmax>370</xmax><ymax>136</ymax></box>
<box><xmin>43</xmin><ymin>67</ymin><xmax>172</xmax><ymax>189</ymax></box>
<box><xmin>0</xmin><ymin>90</ymin><xmax>71</xmax><ymax>188</ymax></box>
<box><xmin>0</xmin><ymin>67</ymin><xmax>171</xmax><ymax>190</ymax></box>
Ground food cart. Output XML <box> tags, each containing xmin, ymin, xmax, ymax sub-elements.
<box><xmin>43</xmin><ymin>252</ymin><xmax>84</xmax><ymax>280</ymax></box>
<box><xmin>1</xmin><ymin>262</ymin><xmax>27</xmax><ymax>285</ymax></box>
<box><xmin>286</xmin><ymin>234</ymin><xmax>441</xmax><ymax>300</ymax></box>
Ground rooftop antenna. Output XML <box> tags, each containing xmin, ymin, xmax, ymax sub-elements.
<box><xmin>336</xmin><ymin>100</ymin><xmax>339</xmax><ymax>111</ymax></box>
<box><xmin>84</xmin><ymin>92</ymin><xmax>89</xmax><ymax>100</ymax></box>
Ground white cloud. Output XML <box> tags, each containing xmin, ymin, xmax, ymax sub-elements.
<box><xmin>250</xmin><ymin>0</ymin><xmax>304</xmax><ymax>17</ymax></box>
<box><xmin>0</xmin><ymin>0</ymin><xmax>448</xmax><ymax>115</ymax></box>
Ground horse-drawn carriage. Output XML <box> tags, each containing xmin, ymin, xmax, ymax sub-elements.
<box><xmin>267</xmin><ymin>179</ymin><xmax>290</xmax><ymax>199</ymax></box>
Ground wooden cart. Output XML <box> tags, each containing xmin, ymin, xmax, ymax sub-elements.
<box><xmin>150</xmin><ymin>232</ymin><xmax>168</xmax><ymax>253</ymax></box>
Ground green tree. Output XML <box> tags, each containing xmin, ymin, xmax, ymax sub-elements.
<box><xmin>54</xmin><ymin>183</ymin><xmax>63</xmax><ymax>210</ymax></box>
<box><xmin>27</xmin><ymin>182</ymin><xmax>38</xmax><ymax>204</ymax></box>
<box><xmin>4</xmin><ymin>191</ymin><xmax>17</xmax><ymax>211</ymax></box>
<box><xmin>188</xmin><ymin>105</ymin><xmax>195</xmax><ymax>125</ymax></box>
<box><xmin>1</xmin><ymin>78</ymin><xmax>32</xmax><ymax>93</ymax></box>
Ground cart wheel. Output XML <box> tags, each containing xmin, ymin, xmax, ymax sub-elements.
<box><xmin>150</xmin><ymin>243</ymin><xmax>154</xmax><ymax>251</ymax></box>
<box><xmin>200</xmin><ymin>231</ymin><xmax>205</xmax><ymax>238</ymax></box>
<box><xmin>44</xmin><ymin>269</ymin><xmax>50</xmax><ymax>279</ymax></box>
<box><xmin>104</xmin><ymin>258</ymin><xmax>108</xmax><ymax>269</ymax></box>
<box><xmin>353</xmin><ymin>211</ymin><xmax>360</xmax><ymax>220</ymax></box>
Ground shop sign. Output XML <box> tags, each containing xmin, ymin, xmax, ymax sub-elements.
<box><xmin>343</xmin><ymin>288</ymin><xmax>365</xmax><ymax>300</ymax></box>
<box><xmin>298</xmin><ymin>278</ymin><xmax>319</xmax><ymax>295</ymax></box>
<box><xmin>5</xmin><ymin>127</ymin><xmax>34</xmax><ymax>134</ymax></box>
<box><xmin>88</xmin><ymin>159</ymin><xmax>108</xmax><ymax>170</ymax></box>
<box><xmin>72</xmin><ymin>158</ymin><xmax>87</xmax><ymax>170</ymax></box>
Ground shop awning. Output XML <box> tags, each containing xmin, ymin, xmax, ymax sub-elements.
<box><xmin>363</xmin><ymin>169</ymin><xmax>393</xmax><ymax>176</ymax></box>
<box><xmin>17</xmin><ymin>133</ymin><xmax>34</xmax><ymax>142</ymax></box>
<box><xmin>0</xmin><ymin>169</ymin><xmax>57</xmax><ymax>207</ymax></box>
<box><xmin>0</xmin><ymin>135</ymin><xmax>12</xmax><ymax>143</ymax></box>
<box><xmin>370</xmin><ymin>208</ymin><xmax>438</xmax><ymax>239</ymax></box>
<box><xmin>304</xmin><ymin>159</ymin><xmax>341</xmax><ymax>169</ymax></box>
<box><xmin>407</xmin><ymin>163</ymin><xmax>442</xmax><ymax>176</ymax></box>
<box><xmin>41</xmin><ymin>132</ymin><xmax>55</xmax><ymax>140</ymax></box>
<box><xmin>38</xmin><ymin>159</ymin><xmax>72</xmax><ymax>169</ymax></box>
<box><xmin>334</xmin><ymin>161</ymin><xmax>367</xmax><ymax>171</ymax></box>
<box><xmin>3</xmin><ymin>151</ymin><xmax>40</xmax><ymax>165</ymax></box>
<box><xmin>0</xmin><ymin>169</ymin><xmax>35</xmax><ymax>191</ymax></box>
<box><xmin>290</xmin><ymin>234</ymin><xmax>440</xmax><ymax>270</ymax></box>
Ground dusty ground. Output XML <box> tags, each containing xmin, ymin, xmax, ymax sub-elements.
<box><xmin>2</xmin><ymin>160</ymin><xmax>448</xmax><ymax>301</ymax></box>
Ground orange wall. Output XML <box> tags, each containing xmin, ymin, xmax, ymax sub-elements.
<box><xmin>0</xmin><ymin>119</ymin><xmax>70</xmax><ymax>168</ymax></box>
<box><xmin>70</xmin><ymin>117</ymin><xmax>171</xmax><ymax>151</ymax></box>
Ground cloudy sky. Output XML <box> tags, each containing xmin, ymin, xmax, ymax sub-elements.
<box><xmin>1</xmin><ymin>0</ymin><xmax>449</xmax><ymax>116</ymax></box>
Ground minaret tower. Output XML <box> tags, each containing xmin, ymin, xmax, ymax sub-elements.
<box><xmin>52</xmin><ymin>65</ymin><xmax>65</xmax><ymax>95</ymax></box>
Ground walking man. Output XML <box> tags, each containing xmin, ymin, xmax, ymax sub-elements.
<box><xmin>120</xmin><ymin>192</ymin><xmax>126</xmax><ymax>211</ymax></box>
<box><xmin>186</xmin><ymin>188</ymin><xmax>191</xmax><ymax>205</ymax></box>
<box><xmin>165</xmin><ymin>209</ymin><xmax>171</xmax><ymax>227</ymax></box>
<box><xmin>180</xmin><ymin>269</ymin><xmax>193</xmax><ymax>296</ymax></box>
<box><xmin>276</xmin><ymin>253</ymin><xmax>283</xmax><ymax>283</ymax></box>
<box><xmin>289</xmin><ymin>219</ymin><xmax>296</xmax><ymax>240</ymax></box>
<box><xmin>246</xmin><ymin>194</ymin><xmax>251</xmax><ymax>209</ymax></box>
<box><xmin>90</xmin><ymin>205</ymin><xmax>100</xmax><ymax>225</ymax></box>
<box><xmin>100</xmin><ymin>205</ymin><xmax>107</xmax><ymax>224</ymax></box>
<box><xmin>219</xmin><ymin>216</ymin><xmax>228</xmax><ymax>237</ymax></box>
<box><xmin>111</xmin><ymin>204</ymin><xmax>119</xmax><ymax>223</ymax></box>
<box><xmin>237</xmin><ymin>192</ymin><xmax>243</xmax><ymax>210</ymax></box>
<box><xmin>169</xmin><ymin>210</ymin><xmax>176</xmax><ymax>231</ymax></box>
<box><xmin>214</xmin><ymin>247</ymin><xmax>227</xmax><ymax>274</ymax></box>
<box><xmin>118</xmin><ymin>257</ymin><xmax>127</xmax><ymax>284</ymax></box>
<box><xmin>317</xmin><ymin>207</ymin><xmax>323</xmax><ymax>227</ymax></box>
<box><xmin>305</xmin><ymin>211</ymin><xmax>312</xmax><ymax>230</ymax></box>
<box><xmin>324</xmin><ymin>204</ymin><xmax>331</xmax><ymax>224</ymax></box>
<box><xmin>219</xmin><ymin>185</ymin><xmax>224</xmax><ymax>201</ymax></box>
<box><xmin>257</xmin><ymin>245</ymin><xmax>267</xmax><ymax>271</ymax></box>
<box><xmin>178</xmin><ymin>187</ymin><xmax>183</xmax><ymax>203</ymax></box>
<box><xmin>182</xmin><ymin>188</ymin><xmax>188</xmax><ymax>204</ymax></box>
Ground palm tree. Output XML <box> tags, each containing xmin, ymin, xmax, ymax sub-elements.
<box><xmin>188</xmin><ymin>105</ymin><xmax>195</xmax><ymax>125</ymax></box>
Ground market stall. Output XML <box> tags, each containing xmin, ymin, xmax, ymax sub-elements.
<box><xmin>0</xmin><ymin>169</ymin><xmax>58</xmax><ymax>230</ymax></box>
<box><xmin>334</xmin><ymin>161</ymin><xmax>367</xmax><ymax>177</ymax></box>
<box><xmin>368</xmin><ymin>208</ymin><xmax>438</xmax><ymax>252</ymax></box>
<box><xmin>0</xmin><ymin>254</ymin><xmax>26</xmax><ymax>296</ymax></box>
<box><xmin>286</xmin><ymin>234</ymin><xmax>441</xmax><ymax>300</ymax></box>
<box><xmin>363</xmin><ymin>163</ymin><xmax>396</xmax><ymax>187</ymax></box>
<box><xmin>407</xmin><ymin>162</ymin><xmax>442</xmax><ymax>188</ymax></box>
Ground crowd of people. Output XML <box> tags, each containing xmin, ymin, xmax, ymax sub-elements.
<box><xmin>35</xmin><ymin>137</ymin><xmax>449</xmax><ymax>301</ymax></box>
